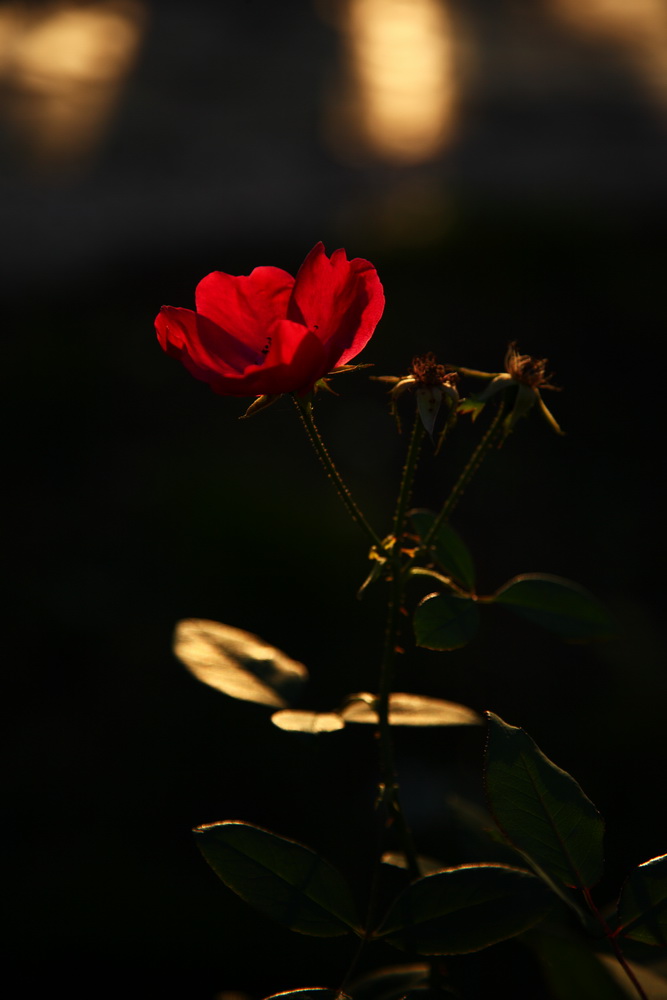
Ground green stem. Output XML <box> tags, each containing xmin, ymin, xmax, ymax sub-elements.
<box><xmin>393</xmin><ymin>413</ymin><xmax>424</xmax><ymax>542</ymax></box>
<box><xmin>423</xmin><ymin>400</ymin><xmax>506</xmax><ymax>548</ymax></box>
<box><xmin>293</xmin><ymin>396</ymin><xmax>383</xmax><ymax>550</ymax></box>
<box><xmin>373</xmin><ymin>411</ymin><xmax>425</xmax><ymax>881</ymax></box>
<box><xmin>583</xmin><ymin>888</ymin><xmax>649</xmax><ymax>1000</ymax></box>
<box><xmin>376</xmin><ymin>566</ymin><xmax>421</xmax><ymax>881</ymax></box>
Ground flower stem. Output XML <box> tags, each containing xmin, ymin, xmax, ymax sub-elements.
<box><xmin>372</xmin><ymin>411</ymin><xmax>424</xmax><ymax>880</ymax></box>
<box><xmin>376</xmin><ymin>564</ymin><xmax>421</xmax><ymax>881</ymax></box>
<box><xmin>582</xmin><ymin>888</ymin><xmax>649</xmax><ymax>1000</ymax></box>
<box><xmin>393</xmin><ymin>413</ymin><xmax>424</xmax><ymax>542</ymax></box>
<box><xmin>423</xmin><ymin>400</ymin><xmax>506</xmax><ymax>548</ymax></box>
<box><xmin>293</xmin><ymin>396</ymin><xmax>383</xmax><ymax>550</ymax></box>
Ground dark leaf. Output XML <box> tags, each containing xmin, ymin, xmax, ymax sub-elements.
<box><xmin>491</xmin><ymin>574</ymin><xmax>613</xmax><ymax>641</ymax></box>
<box><xmin>377</xmin><ymin>864</ymin><xmax>552</xmax><ymax>954</ymax></box>
<box><xmin>341</xmin><ymin>692</ymin><xmax>480</xmax><ymax>726</ymax></box>
<box><xmin>617</xmin><ymin>854</ymin><xmax>667</xmax><ymax>947</ymax></box>
<box><xmin>485</xmin><ymin>713</ymin><xmax>604</xmax><ymax>889</ymax></box>
<box><xmin>174</xmin><ymin>619</ymin><xmax>308</xmax><ymax>707</ymax></box>
<box><xmin>195</xmin><ymin>821</ymin><xmax>361</xmax><ymax>936</ymax></box>
<box><xmin>413</xmin><ymin>593</ymin><xmax>479</xmax><ymax>650</ymax></box>
<box><xmin>410</xmin><ymin>509</ymin><xmax>475</xmax><ymax>590</ymax></box>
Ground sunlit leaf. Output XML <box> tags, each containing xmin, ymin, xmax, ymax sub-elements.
<box><xmin>264</xmin><ymin>991</ymin><xmax>350</xmax><ymax>1000</ymax></box>
<box><xmin>491</xmin><ymin>574</ymin><xmax>613</xmax><ymax>641</ymax></box>
<box><xmin>174</xmin><ymin>619</ymin><xmax>308</xmax><ymax>707</ymax></box>
<box><xmin>413</xmin><ymin>593</ymin><xmax>479</xmax><ymax>650</ymax></box>
<box><xmin>599</xmin><ymin>955</ymin><xmax>667</xmax><ymax>998</ymax></box>
<box><xmin>485</xmin><ymin>713</ymin><xmax>604</xmax><ymax>889</ymax></box>
<box><xmin>377</xmin><ymin>864</ymin><xmax>551</xmax><ymax>954</ymax></box>
<box><xmin>382</xmin><ymin>852</ymin><xmax>446</xmax><ymax>876</ymax></box>
<box><xmin>240</xmin><ymin>393</ymin><xmax>282</xmax><ymax>419</ymax></box>
<box><xmin>457</xmin><ymin>397</ymin><xmax>486</xmax><ymax>421</ymax></box>
<box><xmin>409</xmin><ymin>509</ymin><xmax>475</xmax><ymax>590</ymax></box>
<box><xmin>194</xmin><ymin>821</ymin><xmax>361</xmax><ymax>937</ymax></box>
<box><xmin>617</xmin><ymin>854</ymin><xmax>667</xmax><ymax>947</ymax></box>
<box><xmin>341</xmin><ymin>692</ymin><xmax>480</xmax><ymax>726</ymax></box>
<box><xmin>271</xmin><ymin>710</ymin><xmax>345</xmax><ymax>734</ymax></box>
<box><xmin>349</xmin><ymin>963</ymin><xmax>430</xmax><ymax>1000</ymax></box>
<box><xmin>529</xmin><ymin>928</ymin><xmax>630</xmax><ymax>999</ymax></box>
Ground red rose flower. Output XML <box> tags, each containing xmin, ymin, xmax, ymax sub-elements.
<box><xmin>155</xmin><ymin>242</ymin><xmax>384</xmax><ymax>397</ymax></box>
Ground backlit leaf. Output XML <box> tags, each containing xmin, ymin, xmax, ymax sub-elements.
<box><xmin>195</xmin><ymin>821</ymin><xmax>361</xmax><ymax>937</ymax></box>
<box><xmin>377</xmin><ymin>864</ymin><xmax>551</xmax><ymax>954</ymax></box>
<box><xmin>485</xmin><ymin>713</ymin><xmax>604</xmax><ymax>889</ymax></box>
<box><xmin>617</xmin><ymin>854</ymin><xmax>667</xmax><ymax>947</ymax></box>
<box><xmin>341</xmin><ymin>692</ymin><xmax>480</xmax><ymax>726</ymax></box>
<box><xmin>492</xmin><ymin>574</ymin><xmax>613</xmax><ymax>641</ymax></box>
<box><xmin>174</xmin><ymin>619</ymin><xmax>308</xmax><ymax>708</ymax></box>
<box><xmin>264</xmin><ymin>992</ymin><xmax>350</xmax><ymax>1000</ymax></box>
<box><xmin>413</xmin><ymin>593</ymin><xmax>479</xmax><ymax>650</ymax></box>
<box><xmin>529</xmin><ymin>928</ymin><xmax>630</xmax><ymax>999</ymax></box>
<box><xmin>382</xmin><ymin>852</ymin><xmax>446</xmax><ymax>876</ymax></box>
<box><xmin>599</xmin><ymin>956</ymin><xmax>667</xmax><ymax>998</ymax></box>
<box><xmin>349</xmin><ymin>963</ymin><xmax>430</xmax><ymax>1000</ymax></box>
<box><xmin>271</xmin><ymin>710</ymin><xmax>345</xmax><ymax>734</ymax></box>
<box><xmin>410</xmin><ymin>509</ymin><xmax>475</xmax><ymax>590</ymax></box>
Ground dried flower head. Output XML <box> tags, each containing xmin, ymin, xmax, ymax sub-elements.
<box><xmin>410</xmin><ymin>352</ymin><xmax>458</xmax><ymax>390</ymax></box>
<box><xmin>504</xmin><ymin>342</ymin><xmax>558</xmax><ymax>392</ymax></box>
<box><xmin>460</xmin><ymin>342</ymin><xmax>563</xmax><ymax>437</ymax></box>
<box><xmin>375</xmin><ymin>352</ymin><xmax>459</xmax><ymax>440</ymax></box>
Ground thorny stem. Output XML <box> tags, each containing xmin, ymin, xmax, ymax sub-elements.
<box><xmin>293</xmin><ymin>396</ymin><xmax>383</xmax><ymax>550</ymax></box>
<box><xmin>423</xmin><ymin>400</ymin><xmax>506</xmax><ymax>549</ymax></box>
<box><xmin>393</xmin><ymin>413</ymin><xmax>424</xmax><ymax>542</ymax></box>
<box><xmin>339</xmin><ymin>422</ymin><xmax>424</xmax><ymax>993</ymax></box>
<box><xmin>583</xmin><ymin>887</ymin><xmax>649</xmax><ymax>1000</ymax></box>
<box><xmin>374</xmin><ymin>413</ymin><xmax>424</xmax><ymax>883</ymax></box>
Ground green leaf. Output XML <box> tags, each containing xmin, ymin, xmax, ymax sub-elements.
<box><xmin>410</xmin><ymin>509</ymin><xmax>475</xmax><ymax>590</ymax></box>
<box><xmin>271</xmin><ymin>710</ymin><xmax>345</xmax><ymax>733</ymax></box>
<box><xmin>341</xmin><ymin>692</ymin><xmax>480</xmax><ymax>727</ymax></box>
<box><xmin>413</xmin><ymin>593</ymin><xmax>479</xmax><ymax>650</ymax></box>
<box><xmin>174</xmin><ymin>619</ymin><xmax>308</xmax><ymax>707</ymax></box>
<box><xmin>617</xmin><ymin>854</ymin><xmax>667</xmax><ymax>947</ymax></box>
<box><xmin>194</xmin><ymin>821</ymin><xmax>361</xmax><ymax>936</ymax></box>
<box><xmin>485</xmin><ymin>713</ymin><xmax>605</xmax><ymax>889</ymax></box>
<box><xmin>491</xmin><ymin>574</ymin><xmax>613</xmax><ymax>641</ymax></box>
<box><xmin>529</xmin><ymin>928</ymin><xmax>630</xmax><ymax>999</ymax></box>
<box><xmin>377</xmin><ymin>864</ymin><xmax>552</xmax><ymax>954</ymax></box>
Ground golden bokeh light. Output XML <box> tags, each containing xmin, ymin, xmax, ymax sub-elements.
<box><xmin>327</xmin><ymin>0</ymin><xmax>461</xmax><ymax>164</ymax></box>
<box><xmin>0</xmin><ymin>1</ymin><xmax>146</xmax><ymax>173</ymax></box>
<box><xmin>549</xmin><ymin>0</ymin><xmax>667</xmax><ymax>103</ymax></box>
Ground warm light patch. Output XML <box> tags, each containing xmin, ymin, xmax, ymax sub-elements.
<box><xmin>0</xmin><ymin>1</ymin><xmax>146</xmax><ymax>172</ymax></box>
<box><xmin>549</xmin><ymin>0</ymin><xmax>667</xmax><ymax>103</ymax></box>
<box><xmin>330</xmin><ymin>0</ymin><xmax>460</xmax><ymax>164</ymax></box>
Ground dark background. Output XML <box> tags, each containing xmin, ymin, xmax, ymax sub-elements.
<box><xmin>4</xmin><ymin>2</ymin><xmax>667</xmax><ymax>997</ymax></box>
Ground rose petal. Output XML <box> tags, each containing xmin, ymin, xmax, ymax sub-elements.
<box><xmin>156</xmin><ymin>307</ymin><xmax>256</xmax><ymax>379</ymax></box>
<box><xmin>289</xmin><ymin>243</ymin><xmax>385</xmax><ymax>369</ymax></box>
<box><xmin>195</xmin><ymin>266</ymin><xmax>294</xmax><ymax>356</ymax></box>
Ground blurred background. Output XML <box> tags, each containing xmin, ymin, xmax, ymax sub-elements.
<box><xmin>3</xmin><ymin>1</ymin><xmax>667</xmax><ymax>996</ymax></box>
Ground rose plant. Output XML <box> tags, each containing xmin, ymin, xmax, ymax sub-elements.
<box><xmin>156</xmin><ymin>245</ymin><xmax>666</xmax><ymax>1000</ymax></box>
